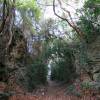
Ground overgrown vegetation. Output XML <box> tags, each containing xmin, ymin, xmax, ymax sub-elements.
<box><xmin>49</xmin><ymin>39</ymin><xmax>76</xmax><ymax>82</ymax></box>
<box><xmin>26</xmin><ymin>59</ymin><xmax>47</xmax><ymax>91</ymax></box>
<box><xmin>0</xmin><ymin>0</ymin><xmax>100</xmax><ymax>99</ymax></box>
<box><xmin>77</xmin><ymin>0</ymin><xmax>100</xmax><ymax>43</ymax></box>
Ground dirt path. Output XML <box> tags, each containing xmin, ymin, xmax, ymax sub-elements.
<box><xmin>33</xmin><ymin>79</ymin><xmax>67</xmax><ymax>95</ymax></box>
<box><xmin>32</xmin><ymin>80</ymin><xmax>80</xmax><ymax>100</ymax></box>
<box><xmin>31</xmin><ymin>80</ymin><xmax>97</xmax><ymax>100</ymax></box>
<box><xmin>45</xmin><ymin>80</ymin><xmax>67</xmax><ymax>96</ymax></box>
<box><xmin>9</xmin><ymin>80</ymin><xmax>98</xmax><ymax>100</ymax></box>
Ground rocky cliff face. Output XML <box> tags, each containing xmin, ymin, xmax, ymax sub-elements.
<box><xmin>74</xmin><ymin>35</ymin><xmax>100</xmax><ymax>82</ymax></box>
<box><xmin>0</xmin><ymin>28</ymin><xmax>29</xmax><ymax>96</ymax></box>
<box><xmin>87</xmin><ymin>36</ymin><xmax>100</xmax><ymax>81</ymax></box>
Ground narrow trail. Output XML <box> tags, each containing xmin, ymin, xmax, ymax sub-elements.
<box><xmin>45</xmin><ymin>80</ymin><xmax>67</xmax><ymax>96</ymax></box>
<box><xmin>8</xmin><ymin>79</ymin><xmax>98</xmax><ymax>100</ymax></box>
<box><xmin>32</xmin><ymin>80</ymin><xmax>79</xmax><ymax>100</ymax></box>
<box><xmin>32</xmin><ymin>79</ymin><xmax>98</xmax><ymax>100</ymax></box>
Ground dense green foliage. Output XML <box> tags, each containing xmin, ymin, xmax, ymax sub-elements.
<box><xmin>0</xmin><ymin>0</ymin><xmax>100</xmax><ymax>96</ymax></box>
<box><xmin>46</xmin><ymin>39</ymin><xmax>76</xmax><ymax>82</ymax></box>
<box><xmin>77</xmin><ymin>0</ymin><xmax>100</xmax><ymax>43</ymax></box>
<box><xmin>26</xmin><ymin>59</ymin><xmax>47</xmax><ymax>90</ymax></box>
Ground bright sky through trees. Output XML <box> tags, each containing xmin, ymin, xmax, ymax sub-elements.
<box><xmin>43</xmin><ymin>0</ymin><xmax>86</xmax><ymax>19</ymax></box>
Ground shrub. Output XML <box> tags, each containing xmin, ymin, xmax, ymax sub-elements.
<box><xmin>50</xmin><ymin>52</ymin><xmax>76</xmax><ymax>82</ymax></box>
<box><xmin>26</xmin><ymin>59</ymin><xmax>48</xmax><ymax>91</ymax></box>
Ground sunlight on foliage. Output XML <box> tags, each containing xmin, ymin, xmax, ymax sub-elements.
<box><xmin>16</xmin><ymin>0</ymin><xmax>41</xmax><ymax>20</ymax></box>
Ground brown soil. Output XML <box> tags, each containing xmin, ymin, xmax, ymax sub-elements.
<box><xmin>0</xmin><ymin>81</ymin><xmax>98</xmax><ymax>100</ymax></box>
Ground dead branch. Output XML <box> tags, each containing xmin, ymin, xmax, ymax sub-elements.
<box><xmin>53</xmin><ymin>0</ymin><xmax>84</xmax><ymax>39</ymax></box>
<box><xmin>58</xmin><ymin>0</ymin><xmax>76</xmax><ymax>26</ymax></box>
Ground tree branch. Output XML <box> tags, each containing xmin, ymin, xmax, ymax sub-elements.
<box><xmin>53</xmin><ymin>0</ymin><xmax>84</xmax><ymax>39</ymax></box>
